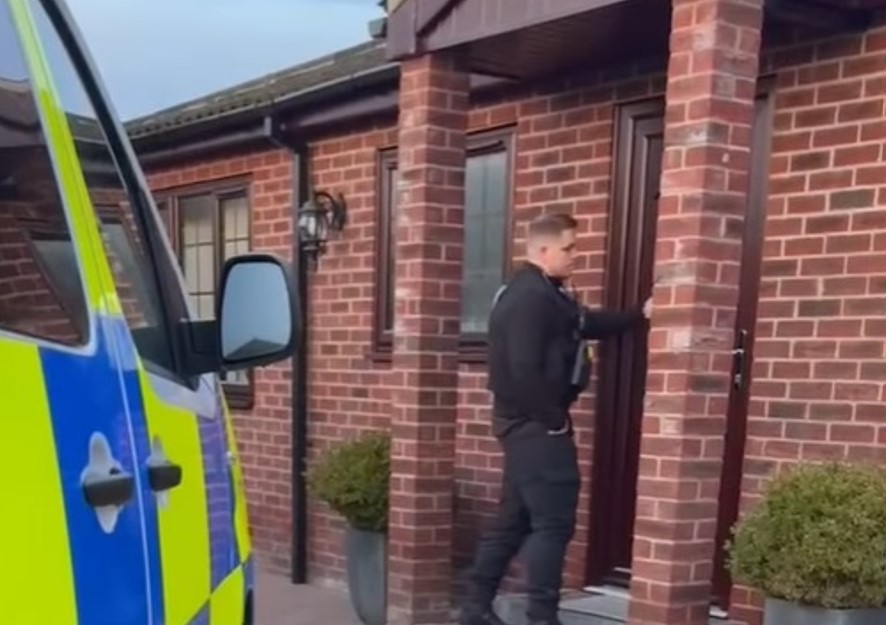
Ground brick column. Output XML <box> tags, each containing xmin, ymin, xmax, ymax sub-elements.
<box><xmin>388</xmin><ymin>51</ymin><xmax>468</xmax><ymax>625</ymax></box>
<box><xmin>629</xmin><ymin>1</ymin><xmax>764</xmax><ymax>624</ymax></box>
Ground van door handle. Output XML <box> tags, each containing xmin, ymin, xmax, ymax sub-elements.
<box><xmin>148</xmin><ymin>461</ymin><xmax>182</xmax><ymax>492</ymax></box>
<box><xmin>82</xmin><ymin>469</ymin><xmax>135</xmax><ymax>508</ymax></box>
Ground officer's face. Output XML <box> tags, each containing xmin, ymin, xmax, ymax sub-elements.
<box><xmin>543</xmin><ymin>228</ymin><xmax>577</xmax><ymax>279</ymax></box>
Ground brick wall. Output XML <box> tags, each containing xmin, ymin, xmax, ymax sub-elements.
<box><xmin>300</xmin><ymin>122</ymin><xmax>398</xmax><ymax>580</ymax></box>
<box><xmin>453</xmin><ymin>20</ymin><xmax>886</xmax><ymax>618</ymax></box>
<box><xmin>139</xmin><ymin>64</ymin><xmax>668</xmax><ymax>589</ymax></box>
<box><xmin>731</xmin><ymin>16</ymin><xmax>886</xmax><ymax>624</ymax></box>
<box><xmin>140</xmin><ymin>61</ymin><xmax>661</xmax><ymax>585</ymax></box>
<box><xmin>140</xmin><ymin>15</ymin><xmax>886</xmax><ymax>622</ymax></box>
<box><xmin>292</xmin><ymin>62</ymin><xmax>666</xmax><ymax>590</ymax></box>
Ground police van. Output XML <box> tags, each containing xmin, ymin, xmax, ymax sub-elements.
<box><xmin>2</xmin><ymin>0</ymin><xmax>299</xmax><ymax>623</ymax></box>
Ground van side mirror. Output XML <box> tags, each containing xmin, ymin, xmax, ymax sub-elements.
<box><xmin>217</xmin><ymin>253</ymin><xmax>298</xmax><ymax>371</ymax></box>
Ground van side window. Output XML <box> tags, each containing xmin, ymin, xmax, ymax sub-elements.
<box><xmin>0</xmin><ymin>1</ymin><xmax>89</xmax><ymax>346</ymax></box>
<box><xmin>29</xmin><ymin>0</ymin><xmax>178</xmax><ymax>374</ymax></box>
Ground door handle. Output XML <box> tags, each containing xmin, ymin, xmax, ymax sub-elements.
<box><xmin>733</xmin><ymin>348</ymin><xmax>746</xmax><ymax>390</ymax></box>
<box><xmin>732</xmin><ymin>329</ymin><xmax>749</xmax><ymax>391</ymax></box>
<box><xmin>147</xmin><ymin>461</ymin><xmax>183</xmax><ymax>492</ymax></box>
<box><xmin>82</xmin><ymin>468</ymin><xmax>135</xmax><ymax>508</ymax></box>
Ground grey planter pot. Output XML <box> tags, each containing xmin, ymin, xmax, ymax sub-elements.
<box><xmin>764</xmin><ymin>598</ymin><xmax>886</xmax><ymax>625</ymax></box>
<box><xmin>345</xmin><ymin>525</ymin><xmax>388</xmax><ymax>625</ymax></box>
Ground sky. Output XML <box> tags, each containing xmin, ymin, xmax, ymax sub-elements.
<box><xmin>66</xmin><ymin>0</ymin><xmax>384</xmax><ymax>121</ymax></box>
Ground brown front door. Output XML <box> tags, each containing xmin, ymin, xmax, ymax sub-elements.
<box><xmin>586</xmin><ymin>88</ymin><xmax>774</xmax><ymax>595</ymax></box>
<box><xmin>587</xmin><ymin>98</ymin><xmax>664</xmax><ymax>586</ymax></box>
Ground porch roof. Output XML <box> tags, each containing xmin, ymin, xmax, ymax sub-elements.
<box><xmin>382</xmin><ymin>0</ymin><xmax>878</xmax><ymax>79</ymax></box>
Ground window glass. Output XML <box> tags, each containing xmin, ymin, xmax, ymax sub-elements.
<box><xmin>461</xmin><ymin>149</ymin><xmax>509</xmax><ymax>335</ymax></box>
<box><xmin>30</xmin><ymin>0</ymin><xmax>177</xmax><ymax>372</ymax></box>
<box><xmin>180</xmin><ymin>193</ymin><xmax>217</xmax><ymax>320</ymax></box>
<box><xmin>378</xmin><ymin>133</ymin><xmax>512</xmax><ymax>343</ymax></box>
<box><xmin>380</xmin><ymin>153</ymin><xmax>398</xmax><ymax>335</ymax></box>
<box><xmin>160</xmin><ymin>187</ymin><xmax>252</xmax><ymax>390</ymax></box>
<box><xmin>0</xmin><ymin>1</ymin><xmax>89</xmax><ymax>345</ymax></box>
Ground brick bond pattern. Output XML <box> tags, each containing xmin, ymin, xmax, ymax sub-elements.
<box><xmin>387</xmin><ymin>53</ymin><xmax>469</xmax><ymax>624</ymax></box>
<box><xmin>142</xmin><ymin>12</ymin><xmax>886</xmax><ymax>625</ymax></box>
<box><xmin>731</xmin><ymin>14</ymin><xmax>886</xmax><ymax>625</ymax></box>
<box><xmin>627</xmin><ymin>1</ymin><xmax>764</xmax><ymax>624</ymax></box>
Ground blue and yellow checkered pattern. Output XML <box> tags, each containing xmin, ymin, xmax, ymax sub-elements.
<box><xmin>2</xmin><ymin>1</ymin><xmax>255</xmax><ymax>622</ymax></box>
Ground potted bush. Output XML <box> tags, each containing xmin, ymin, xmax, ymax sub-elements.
<box><xmin>727</xmin><ymin>462</ymin><xmax>886</xmax><ymax>625</ymax></box>
<box><xmin>306</xmin><ymin>431</ymin><xmax>390</xmax><ymax>625</ymax></box>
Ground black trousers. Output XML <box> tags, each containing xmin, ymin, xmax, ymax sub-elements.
<box><xmin>464</xmin><ymin>432</ymin><xmax>580</xmax><ymax>622</ymax></box>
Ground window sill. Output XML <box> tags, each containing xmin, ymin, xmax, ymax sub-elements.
<box><xmin>459</xmin><ymin>342</ymin><xmax>488</xmax><ymax>364</ymax></box>
<box><xmin>368</xmin><ymin>345</ymin><xmax>393</xmax><ymax>364</ymax></box>
<box><xmin>367</xmin><ymin>341</ymin><xmax>488</xmax><ymax>365</ymax></box>
<box><xmin>223</xmin><ymin>384</ymin><xmax>254</xmax><ymax>411</ymax></box>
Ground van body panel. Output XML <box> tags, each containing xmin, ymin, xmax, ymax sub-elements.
<box><xmin>2</xmin><ymin>0</ymin><xmax>258</xmax><ymax>623</ymax></box>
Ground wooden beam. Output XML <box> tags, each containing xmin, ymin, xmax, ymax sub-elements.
<box><xmin>416</xmin><ymin>0</ymin><xmax>462</xmax><ymax>35</ymax></box>
<box><xmin>765</xmin><ymin>0</ymin><xmax>871</xmax><ymax>32</ymax></box>
<box><xmin>385</xmin><ymin>0</ymin><xmax>418</xmax><ymax>60</ymax></box>
<box><xmin>386</xmin><ymin>0</ymin><xmax>634</xmax><ymax>62</ymax></box>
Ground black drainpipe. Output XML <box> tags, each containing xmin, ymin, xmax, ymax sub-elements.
<box><xmin>267</xmin><ymin>116</ymin><xmax>311</xmax><ymax>585</ymax></box>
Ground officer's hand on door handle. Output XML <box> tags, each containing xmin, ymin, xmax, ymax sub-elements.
<box><xmin>643</xmin><ymin>296</ymin><xmax>653</xmax><ymax>319</ymax></box>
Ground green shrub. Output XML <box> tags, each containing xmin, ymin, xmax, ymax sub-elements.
<box><xmin>728</xmin><ymin>462</ymin><xmax>886</xmax><ymax>609</ymax></box>
<box><xmin>306</xmin><ymin>431</ymin><xmax>390</xmax><ymax>533</ymax></box>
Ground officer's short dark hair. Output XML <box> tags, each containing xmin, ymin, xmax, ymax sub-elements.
<box><xmin>527</xmin><ymin>212</ymin><xmax>578</xmax><ymax>240</ymax></box>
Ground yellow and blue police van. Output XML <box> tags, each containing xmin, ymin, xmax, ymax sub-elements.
<box><xmin>2</xmin><ymin>0</ymin><xmax>300</xmax><ymax>623</ymax></box>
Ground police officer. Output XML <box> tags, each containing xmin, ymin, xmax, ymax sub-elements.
<box><xmin>459</xmin><ymin>212</ymin><xmax>652</xmax><ymax>625</ymax></box>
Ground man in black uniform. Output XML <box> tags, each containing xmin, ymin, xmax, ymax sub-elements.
<box><xmin>459</xmin><ymin>212</ymin><xmax>652</xmax><ymax>625</ymax></box>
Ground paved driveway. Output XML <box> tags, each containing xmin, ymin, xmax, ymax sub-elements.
<box><xmin>255</xmin><ymin>570</ymin><xmax>360</xmax><ymax>625</ymax></box>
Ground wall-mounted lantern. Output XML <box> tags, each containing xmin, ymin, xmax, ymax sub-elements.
<box><xmin>297</xmin><ymin>191</ymin><xmax>347</xmax><ymax>269</ymax></box>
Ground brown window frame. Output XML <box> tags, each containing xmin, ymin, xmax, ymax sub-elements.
<box><xmin>154</xmin><ymin>178</ymin><xmax>255</xmax><ymax>409</ymax></box>
<box><xmin>373</xmin><ymin>126</ymin><xmax>515</xmax><ymax>362</ymax></box>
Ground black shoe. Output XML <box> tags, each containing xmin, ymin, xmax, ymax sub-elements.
<box><xmin>528</xmin><ymin>619</ymin><xmax>563</xmax><ymax>625</ymax></box>
<box><xmin>458</xmin><ymin>607</ymin><xmax>510</xmax><ymax>625</ymax></box>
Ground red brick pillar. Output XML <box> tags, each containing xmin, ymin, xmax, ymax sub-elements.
<box><xmin>628</xmin><ymin>1</ymin><xmax>764</xmax><ymax>624</ymax></box>
<box><xmin>388</xmin><ymin>51</ymin><xmax>468</xmax><ymax>625</ymax></box>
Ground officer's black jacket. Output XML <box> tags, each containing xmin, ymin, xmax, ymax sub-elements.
<box><xmin>487</xmin><ymin>262</ymin><xmax>646</xmax><ymax>439</ymax></box>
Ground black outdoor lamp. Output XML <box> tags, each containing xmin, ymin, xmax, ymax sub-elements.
<box><xmin>297</xmin><ymin>190</ymin><xmax>347</xmax><ymax>269</ymax></box>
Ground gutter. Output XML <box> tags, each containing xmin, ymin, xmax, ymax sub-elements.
<box><xmin>135</xmin><ymin>69</ymin><xmax>511</xmax><ymax>167</ymax></box>
<box><xmin>131</xmin><ymin>62</ymin><xmax>400</xmax><ymax>162</ymax></box>
<box><xmin>136</xmin><ymin>122</ymin><xmax>275</xmax><ymax>166</ymax></box>
<box><xmin>131</xmin><ymin>52</ymin><xmax>529</xmax><ymax>167</ymax></box>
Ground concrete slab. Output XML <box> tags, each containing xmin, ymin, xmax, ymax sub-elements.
<box><xmin>495</xmin><ymin>592</ymin><xmax>741</xmax><ymax>625</ymax></box>
<box><xmin>255</xmin><ymin>570</ymin><xmax>360</xmax><ymax>625</ymax></box>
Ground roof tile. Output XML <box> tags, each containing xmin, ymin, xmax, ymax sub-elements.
<box><xmin>125</xmin><ymin>40</ymin><xmax>387</xmax><ymax>138</ymax></box>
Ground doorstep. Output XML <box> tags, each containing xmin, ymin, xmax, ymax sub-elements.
<box><xmin>494</xmin><ymin>590</ymin><xmax>742</xmax><ymax>625</ymax></box>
